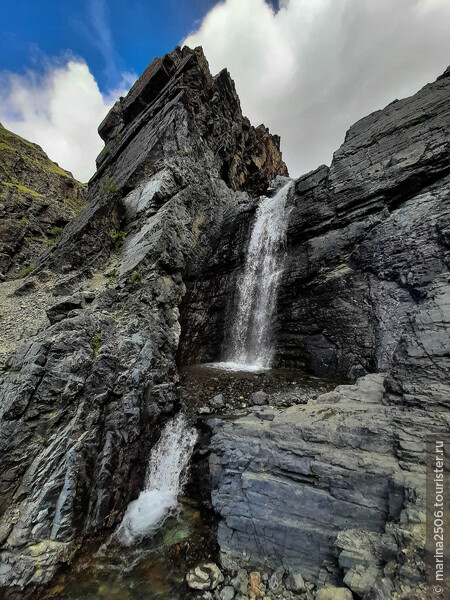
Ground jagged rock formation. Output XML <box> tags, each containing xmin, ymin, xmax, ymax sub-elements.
<box><xmin>0</xmin><ymin>43</ymin><xmax>449</xmax><ymax>600</ymax></box>
<box><xmin>0</xmin><ymin>46</ymin><xmax>287</xmax><ymax>597</ymax></box>
<box><xmin>208</xmin><ymin>274</ymin><xmax>449</xmax><ymax>598</ymax></box>
<box><xmin>198</xmin><ymin>69</ymin><xmax>450</xmax><ymax>600</ymax></box>
<box><xmin>179</xmin><ymin>68</ymin><xmax>450</xmax><ymax>380</ymax></box>
<box><xmin>0</xmin><ymin>124</ymin><xmax>85</xmax><ymax>280</ymax></box>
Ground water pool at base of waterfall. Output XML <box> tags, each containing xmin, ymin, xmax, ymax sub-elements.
<box><xmin>178</xmin><ymin>363</ymin><xmax>343</xmax><ymax>411</ymax></box>
<box><xmin>47</xmin><ymin>497</ymin><xmax>218</xmax><ymax>600</ymax></box>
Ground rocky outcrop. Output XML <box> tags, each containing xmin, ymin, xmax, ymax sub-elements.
<box><xmin>178</xmin><ymin>68</ymin><xmax>450</xmax><ymax>380</ymax></box>
<box><xmin>0</xmin><ymin>124</ymin><xmax>85</xmax><ymax>280</ymax></box>
<box><xmin>1</xmin><ymin>44</ymin><xmax>449</xmax><ymax>600</ymax></box>
<box><xmin>195</xmin><ymin>67</ymin><xmax>450</xmax><ymax>600</ymax></box>
<box><xmin>208</xmin><ymin>276</ymin><xmax>449</xmax><ymax>597</ymax></box>
<box><xmin>0</xmin><ymin>46</ymin><xmax>287</xmax><ymax>597</ymax></box>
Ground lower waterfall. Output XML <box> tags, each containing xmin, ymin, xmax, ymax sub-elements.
<box><xmin>115</xmin><ymin>412</ymin><xmax>198</xmax><ymax>546</ymax></box>
<box><xmin>213</xmin><ymin>181</ymin><xmax>292</xmax><ymax>371</ymax></box>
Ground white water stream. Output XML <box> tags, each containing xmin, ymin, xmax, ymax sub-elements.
<box><xmin>213</xmin><ymin>181</ymin><xmax>292</xmax><ymax>372</ymax></box>
<box><xmin>115</xmin><ymin>413</ymin><xmax>198</xmax><ymax>546</ymax></box>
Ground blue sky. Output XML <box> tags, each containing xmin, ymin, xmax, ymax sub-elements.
<box><xmin>1</xmin><ymin>0</ymin><xmax>449</xmax><ymax>182</ymax></box>
<box><xmin>1</xmin><ymin>0</ymin><xmax>218</xmax><ymax>93</ymax></box>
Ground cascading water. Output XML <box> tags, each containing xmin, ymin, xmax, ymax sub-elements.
<box><xmin>213</xmin><ymin>181</ymin><xmax>292</xmax><ymax>371</ymax></box>
<box><xmin>115</xmin><ymin>412</ymin><xmax>198</xmax><ymax>546</ymax></box>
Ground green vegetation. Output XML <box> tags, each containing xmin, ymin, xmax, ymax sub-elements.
<box><xmin>65</xmin><ymin>194</ymin><xmax>86</xmax><ymax>216</ymax></box>
<box><xmin>107</xmin><ymin>268</ymin><xmax>118</xmax><ymax>282</ymax></box>
<box><xmin>129</xmin><ymin>271</ymin><xmax>143</xmax><ymax>288</ymax></box>
<box><xmin>17</xmin><ymin>265</ymin><xmax>36</xmax><ymax>278</ymax></box>
<box><xmin>178</xmin><ymin>149</ymin><xmax>187</xmax><ymax>156</ymax></box>
<box><xmin>91</xmin><ymin>331</ymin><xmax>102</xmax><ymax>358</ymax></box>
<box><xmin>0</xmin><ymin>123</ymin><xmax>72</xmax><ymax>180</ymax></box>
<box><xmin>50</xmin><ymin>226</ymin><xmax>63</xmax><ymax>237</ymax></box>
<box><xmin>402</xmin><ymin>115</ymin><xmax>428</xmax><ymax>129</ymax></box>
<box><xmin>102</xmin><ymin>178</ymin><xmax>117</xmax><ymax>195</ymax></box>
<box><xmin>108</xmin><ymin>229</ymin><xmax>126</xmax><ymax>252</ymax></box>
<box><xmin>3</xmin><ymin>181</ymin><xmax>43</xmax><ymax>198</ymax></box>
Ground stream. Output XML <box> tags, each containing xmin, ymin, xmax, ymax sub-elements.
<box><xmin>47</xmin><ymin>182</ymin><xmax>340</xmax><ymax>599</ymax></box>
<box><xmin>49</xmin><ymin>365</ymin><xmax>339</xmax><ymax>600</ymax></box>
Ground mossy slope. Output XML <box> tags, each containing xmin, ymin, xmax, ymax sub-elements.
<box><xmin>0</xmin><ymin>123</ymin><xmax>86</xmax><ymax>279</ymax></box>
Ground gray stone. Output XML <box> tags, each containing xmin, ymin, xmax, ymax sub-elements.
<box><xmin>45</xmin><ymin>293</ymin><xmax>84</xmax><ymax>324</ymax></box>
<box><xmin>211</xmin><ymin>393</ymin><xmax>225</xmax><ymax>409</ymax></box>
<box><xmin>232</xmin><ymin>569</ymin><xmax>249</xmax><ymax>594</ymax></box>
<box><xmin>250</xmin><ymin>390</ymin><xmax>269</xmax><ymax>406</ymax></box>
<box><xmin>220</xmin><ymin>585</ymin><xmax>236</xmax><ymax>600</ymax></box>
<box><xmin>285</xmin><ymin>572</ymin><xmax>306</xmax><ymax>592</ymax></box>
<box><xmin>269</xmin><ymin>566</ymin><xmax>285</xmax><ymax>590</ymax></box>
<box><xmin>343</xmin><ymin>565</ymin><xmax>380</xmax><ymax>597</ymax></box>
<box><xmin>315</xmin><ymin>587</ymin><xmax>353</xmax><ymax>600</ymax></box>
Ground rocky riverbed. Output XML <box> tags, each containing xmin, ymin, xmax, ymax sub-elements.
<box><xmin>178</xmin><ymin>364</ymin><xmax>341</xmax><ymax>413</ymax></box>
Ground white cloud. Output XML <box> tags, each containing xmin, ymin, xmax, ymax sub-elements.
<box><xmin>0</xmin><ymin>60</ymin><xmax>133</xmax><ymax>182</ymax></box>
<box><xmin>184</xmin><ymin>0</ymin><xmax>450</xmax><ymax>177</ymax></box>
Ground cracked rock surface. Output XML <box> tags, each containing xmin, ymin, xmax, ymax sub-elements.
<box><xmin>0</xmin><ymin>45</ymin><xmax>287</xmax><ymax>597</ymax></box>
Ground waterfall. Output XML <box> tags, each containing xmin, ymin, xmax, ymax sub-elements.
<box><xmin>214</xmin><ymin>181</ymin><xmax>292</xmax><ymax>371</ymax></box>
<box><xmin>115</xmin><ymin>413</ymin><xmax>198</xmax><ymax>546</ymax></box>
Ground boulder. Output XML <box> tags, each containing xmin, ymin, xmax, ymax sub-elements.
<box><xmin>220</xmin><ymin>586</ymin><xmax>236</xmax><ymax>600</ymax></box>
<box><xmin>250</xmin><ymin>390</ymin><xmax>269</xmax><ymax>406</ymax></box>
<box><xmin>285</xmin><ymin>572</ymin><xmax>306</xmax><ymax>592</ymax></box>
<box><xmin>186</xmin><ymin>563</ymin><xmax>224</xmax><ymax>590</ymax></box>
<box><xmin>45</xmin><ymin>293</ymin><xmax>84</xmax><ymax>324</ymax></box>
<box><xmin>269</xmin><ymin>566</ymin><xmax>285</xmax><ymax>590</ymax></box>
<box><xmin>232</xmin><ymin>569</ymin><xmax>249</xmax><ymax>594</ymax></box>
<box><xmin>211</xmin><ymin>393</ymin><xmax>225</xmax><ymax>410</ymax></box>
<box><xmin>315</xmin><ymin>586</ymin><xmax>353</xmax><ymax>600</ymax></box>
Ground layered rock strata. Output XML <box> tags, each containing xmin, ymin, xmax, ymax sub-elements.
<box><xmin>179</xmin><ymin>67</ymin><xmax>450</xmax><ymax>380</ymax></box>
<box><xmin>0</xmin><ymin>46</ymin><xmax>287</xmax><ymax>597</ymax></box>
<box><xmin>208</xmin><ymin>274</ymin><xmax>449</xmax><ymax>598</ymax></box>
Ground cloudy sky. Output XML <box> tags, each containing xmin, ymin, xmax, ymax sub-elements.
<box><xmin>1</xmin><ymin>0</ymin><xmax>450</xmax><ymax>181</ymax></box>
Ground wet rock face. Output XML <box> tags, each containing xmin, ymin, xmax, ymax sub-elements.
<box><xmin>0</xmin><ymin>46</ymin><xmax>287</xmax><ymax>596</ymax></box>
<box><xmin>0</xmin><ymin>124</ymin><xmax>85</xmax><ymax>280</ymax></box>
<box><xmin>178</xmin><ymin>68</ymin><xmax>450</xmax><ymax>380</ymax></box>
<box><xmin>277</xmin><ymin>69</ymin><xmax>450</xmax><ymax>378</ymax></box>
<box><xmin>208</xmin><ymin>275</ymin><xmax>450</xmax><ymax>598</ymax></box>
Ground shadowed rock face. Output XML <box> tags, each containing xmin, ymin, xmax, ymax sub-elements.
<box><xmin>0</xmin><ymin>124</ymin><xmax>85</xmax><ymax>280</ymax></box>
<box><xmin>195</xmin><ymin>68</ymin><xmax>450</xmax><ymax>600</ymax></box>
<box><xmin>208</xmin><ymin>274</ymin><xmax>450</xmax><ymax>598</ymax></box>
<box><xmin>178</xmin><ymin>67</ymin><xmax>450</xmax><ymax>380</ymax></box>
<box><xmin>0</xmin><ymin>46</ymin><xmax>287</xmax><ymax>596</ymax></box>
<box><xmin>0</xmin><ymin>45</ymin><xmax>449</xmax><ymax>600</ymax></box>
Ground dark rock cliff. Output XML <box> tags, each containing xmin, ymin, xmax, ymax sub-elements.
<box><xmin>194</xmin><ymin>69</ymin><xmax>450</xmax><ymax>600</ymax></box>
<box><xmin>0</xmin><ymin>44</ymin><xmax>448</xmax><ymax>600</ymax></box>
<box><xmin>178</xmin><ymin>67</ymin><xmax>450</xmax><ymax>381</ymax></box>
<box><xmin>0</xmin><ymin>124</ymin><xmax>85</xmax><ymax>280</ymax></box>
<box><xmin>0</xmin><ymin>46</ymin><xmax>287</xmax><ymax>597</ymax></box>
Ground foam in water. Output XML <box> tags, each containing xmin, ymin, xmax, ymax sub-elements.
<box><xmin>204</xmin><ymin>361</ymin><xmax>268</xmax><ymax>373</ymax></box>
<box><xmin>115</xmin><ymin>413</ymin><xmax>197</xmax><ymax>546</ymax></box>
<box><xmin>219</xmin><ymin>182</ymin><xmax>292</xmax><ymax>371</ymax></box>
